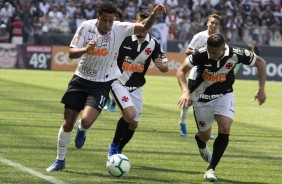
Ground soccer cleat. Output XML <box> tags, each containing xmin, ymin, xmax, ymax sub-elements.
<box><xmin>204</xmin><ymin>169</ymin><xmax>218</xmax><ymax>182</ymax></box>
<box><xmin>46</xmin><ymin>159</ymin><xmax>65</xmax><ymax>172</ymax></box>
<box><xmin>108</xmin><ymin>105</ymin><xmax>116</xmax><ymax>112</ymax></box>
<box><xmin>199</xmin><ymin>146</ymin><xmax>212</xmax><ymax>163</ymax></box>
<box><xmin>179</xmin><ymin>122</ymin><xmax>187</xmax><ymax>137</ymax></box>
<box><xmin>108</xmin><ymin>142</ymin><xmax>119</xmax><ymax>159</ymax></box>
<box><xmin>75</xmin><ymin>122</ymin><xmax>86</xmax><ymax>149</ymax></box>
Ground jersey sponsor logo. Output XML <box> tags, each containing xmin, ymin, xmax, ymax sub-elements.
<box><xmin>202</xmin><ymin>71</ymin><xmax>226</xmax><ymax>82</ymax></box>
<box><xmin>199</xmin><ymin>93</ymin><xmax>223</xmax><ymax>100</ymax></box>
<box><xmin>122</xmin><ymin>62</ymin><xmax>144</xmax><ymax>73</ymax></box>
<box><xmin>145</xmin><ymin>48</ymin><xmax>152</xmax><ymax>55</ymax></box>
<box><xmin>78</xmin><ymin>26</ymin><xmax>84</xmax><ymax>37</ymax></box>
<box><xmin>88</xmin><ymin>28</ymin><xmax>96</xmax><ymax>34</ymax></box>
<box><xmin>123</xmin><ymin>46</ymin><xmax>131</xmax><ymax>50</ymax></box>
<box><xmin>87</xmin><ymin>48</ymin><xmax>108</xmax><ymax>56</ymax></box>
<box><xmin>80</xmin><ymin>65</ymin><xmax>97</xmax><ymax>76</ymax></box>
<box><xmin>233</xmin><ymin>47</ymin><xmax>244</xmax><ymax>55</ymax></box>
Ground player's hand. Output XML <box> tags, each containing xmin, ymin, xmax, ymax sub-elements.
<box><xmin>154</xmin><ymin>55</ymin><xmax>168</xmax><ymax>72</ymax></box>
<box><xmin>154</xmin><ymin>55</ymin><xmax>163</xmax><ymax>67</ymax></box>
<box><xmin>252</xmin><ymin>89</ymin><xmax>266</xmax><ymax>105</ymax></box>
<box><xmin>85</xmin><ymin>40</ymin><xmax>97</xmax><ymax>52</ymax></box>
<box><xmin>152</xmin><ymin>4</ymin><xmax>166</xmax><ymax>16</ymax></box>
<box><xmin>178</xmin><ymin>91</ymin><xmax>192</xmax><ymax>108</ymax></box>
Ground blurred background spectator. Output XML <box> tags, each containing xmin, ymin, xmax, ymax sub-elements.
<box><xmin>0</xmin><ymin>0</ymin><xmax>281</xmax><ymax>47</ymax></box>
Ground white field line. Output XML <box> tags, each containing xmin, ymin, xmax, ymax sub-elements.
<box><xmin>0</xmin><ymin>157</ymin><xmax>67</xmax><ymax>184</ymax></box>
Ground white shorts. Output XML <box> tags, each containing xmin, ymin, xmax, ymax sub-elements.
<box><xmin>193</xmin><ymin>92</ymin><xmax>235</xmax><ymax>132</ymax></box>
<box><xmin>111</xmin><ymin>80</ymin><xmax>143</xmax><ymax>121</ymax></box>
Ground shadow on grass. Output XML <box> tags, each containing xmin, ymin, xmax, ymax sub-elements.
<box><xmin>64</xmin><ymin>165</ymin><xmax>201</xmax><ymax>183</ymax></box>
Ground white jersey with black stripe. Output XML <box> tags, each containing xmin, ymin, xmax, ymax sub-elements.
<box><xmin>70</xmin><ymin>19</ymin><xmax>135</xmax><ymax>82</ymax></box>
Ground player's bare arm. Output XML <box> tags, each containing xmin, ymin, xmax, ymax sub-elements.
<box><xmin>69</xmin><ymin>40</ymin><xmax>97</xmax><ymax>59</ymax></box>
<box><xmin>134</xmin><ymin>4</ymin><xmax>166</xmax><ymax>34</ymax></box>
<box><xmin>176</xmin><ymin>62</ymin><xmax>192</xmax><ymax>108</ymax></box>
<box><xmin>252</xmin><ymin>56</ymin><xmax>267</xmax><ymax>105</ymax></box>
<box><xmin>154</xmin><ymin>55</ymin><xmax>168</xmax><ymax>73</ymax></box>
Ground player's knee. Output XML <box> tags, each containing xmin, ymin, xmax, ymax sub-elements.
<box><xmin>123</xmin><ymin>113</ymin><xmax>136</xmax><ymax>124</ymax></box>
<box><xmin>80</xmin><ymin>118</ymin><xmax>94</xmax><ymax>129</ymax></box>
<box><xmin>218</xmin><ymin>125</ymin><xmax>231</xmax><ymax>134</ymax></box>
<box><xmin>129</xmin><ymin>121</ymin><xmax>138</xmax><ymax>130</ymax></box>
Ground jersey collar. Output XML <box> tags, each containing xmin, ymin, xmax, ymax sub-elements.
<box><xmin>131</xmin><ymin>33</ymin><xmax>150</xmax><ymax>44</ymax></box>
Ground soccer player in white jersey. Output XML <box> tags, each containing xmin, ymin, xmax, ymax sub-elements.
<box><xmin>106</xmin><ymin>9</ymin><xmax>168</xmax><ymax>158</ymax></box>
<box><xmin>177</xmin><ymin>33</ymin><xmax>266</xmax><ymax>182</ymax></box>
<box><xmin>46</xmin><ymin>2</ymin><xmax>166</xmax><ymax>172</ymax></box>
<box><xmin>178</xmin><ymin>14</ymin><xmax>221</xmax><ymax>137</ymax></box>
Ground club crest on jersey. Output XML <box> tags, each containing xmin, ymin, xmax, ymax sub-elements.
<box><xmin>145</xmin><ymin>48</ymin><xmax>152</xmax><ymax>55</ymax></box>
<box><xmin>102</xmin><ymin>35</ymin><xmax>111</xmax><ymax>42</ymax></box>
<box><xmin>225</xmin><ymin>62</ymin><xmax>234</xmax><ymax>69</ymax></box>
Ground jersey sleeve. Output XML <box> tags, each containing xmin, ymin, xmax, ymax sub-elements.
<box><xmin>115</xmin><ymin>21</ymin><xmax>135</xmax><ymax>38</ymax></box>
<box><xmin>187</xmin><ymin>35</ymin><xmax>198</xmax><ymax>50</ymax></box>
<box><xmin>185</xmin><ymin>50</ymin><xmax>202</xmax><ymax>67</ymax></box>
<box><xmin>235</xmin><ymin>48</ymin><xmax>257</xmax><ymax>66</ymax></box>
<box><xmin>70</xmin><ymin>21</ymin><xmax>87</xmax><ymax>48</ymax></box>
<box><xmin>152</xmin><ymin>38</ymin><xmax>168</xmax><ymax>63</ymax></box>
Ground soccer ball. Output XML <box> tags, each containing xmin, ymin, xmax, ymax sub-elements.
<box><xmin>106</xmin><ymin>154</ymin><xmax>131</xmax><ymax>177</ymax></box>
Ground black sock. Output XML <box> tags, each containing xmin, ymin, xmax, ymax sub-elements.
<box><xmin>112</xmin><ymin>117</ymin><xmax>129</xmax><ymax>145</ymax></box>
<box><xmin>208</xmin><ymin>133</ymin><xmax>229</xmax><ymax>170</ymax></box>
<box><xmin>195</xmin><ymin>134</ymin><xmax>206</xmax><ymax>149</ymax></box>
<box><xmin>118</xmin><ymin>129</ymin><xmax>135</xmax><ymax>153</ymax></box>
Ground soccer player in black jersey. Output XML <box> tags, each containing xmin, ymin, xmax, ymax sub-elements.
<box><xmin>177</xmin><ymin>33</ymin><xmax>266</xmax><ymax>182</ymax></box>
<box><xmin>107</xmin><ymin>9</ymin><xmax>168</xmax><ymax>158</ymax></box>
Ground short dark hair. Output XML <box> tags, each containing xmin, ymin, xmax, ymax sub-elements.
<box><xmin>98</xmin><ymin>2</ymin><xmax>117</xmax><ymax>15</ymax></box>
<box><xmin>207</xmin><ymin>33</ymin><xmax>225</xmax><ymax>47</ymax></box>
<box><xmin>208</xmin><ymin>14</ymin><xmax>221</xmax><ymax>21</ymax></box>
<box><xmin>137</xmin><ymin>9</ymin><xmax>150</xmax><ymax>19</ymax></box>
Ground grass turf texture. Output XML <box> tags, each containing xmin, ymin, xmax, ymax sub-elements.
<box><xmin>0</xmin><ymin>69</ymin><xmax>281</xmax><ymax>184</ymax></box>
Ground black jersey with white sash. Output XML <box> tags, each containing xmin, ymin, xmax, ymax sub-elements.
<box><xmin>186</xmin><ymin>45</ymin><xmax>257</xmax><ymax>102</ymax></box>
<box><xmin>117</xmin><ymin>34</ymin><xmax>167</xmax><ymax>88</ymax></box>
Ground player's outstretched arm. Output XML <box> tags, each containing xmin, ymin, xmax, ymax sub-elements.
<box><xmin>134</xmin><ymin>4</ymin><xmax>166</xmax><ymax>34</ymax></box>
<box><xmin>252</xmin><ymin>56</ymin><xmax>267</xmax><ymax>105</ymax></box>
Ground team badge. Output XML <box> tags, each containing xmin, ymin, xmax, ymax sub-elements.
<box><xmin>122</xmin><ymin>96</ymin><xmax>129</xmax><ymax>102</ymax></box>
<box><xmin>225</xmin><ymin>62</ymin><xmax>233</xmax><ymax>69</ymax></box>
<box><xmin>145</xmin><ymin>48</ymin><xmax>152</xmax><ymax>55</ymax></box>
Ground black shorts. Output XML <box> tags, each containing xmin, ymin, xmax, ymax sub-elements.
<box><xmin>61</xmin><ymin>75</ymin><xmax>114</xmax><ymax>112</ymax></box>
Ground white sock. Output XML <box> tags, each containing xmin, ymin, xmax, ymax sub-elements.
<box><xmin>56</xmin><ymin>126</ymin><xmax>71</xmax><ymax>160</ymax></box>
<box><xmin>180</xmin><ymin>106</ymin><xmax>189</xmax><ymax>123</ymax></box>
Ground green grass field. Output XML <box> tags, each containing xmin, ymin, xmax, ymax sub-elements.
<box><xmin>0</xmin><ymin>69</ymin><xmax>281</xmax><ymax>184</ymax></box>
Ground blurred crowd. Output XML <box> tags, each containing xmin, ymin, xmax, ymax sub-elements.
<box><xmin>0</xmin><ymin>0</ymin><xmax>282</xmax><ymax>46</ymax></box>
